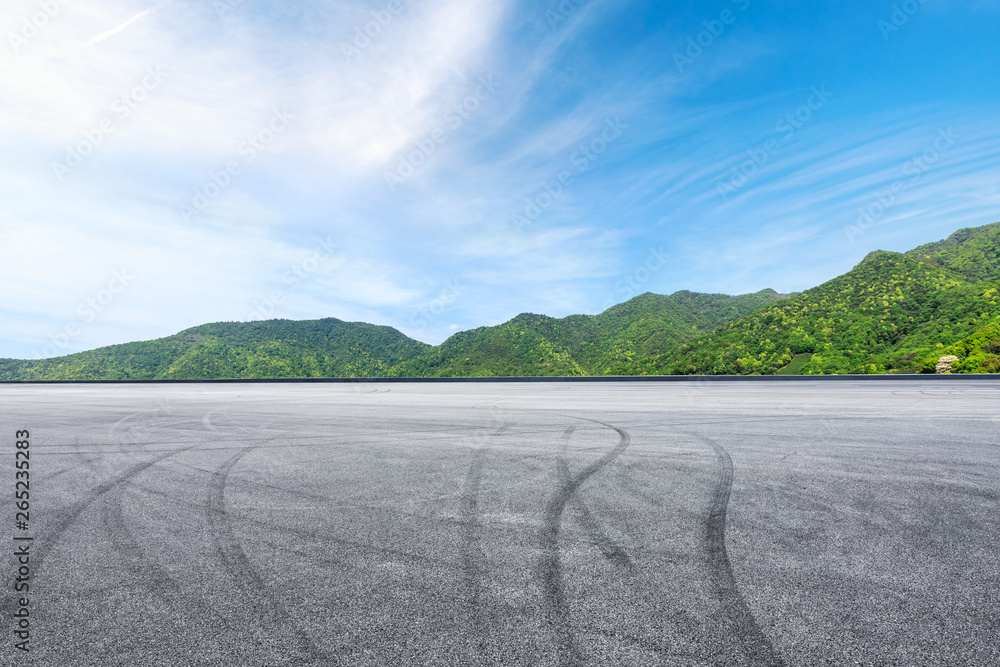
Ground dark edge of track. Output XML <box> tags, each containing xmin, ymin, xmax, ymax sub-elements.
<box><xmin>3</xmin><ymin>374</ymin><xmax>998</xmax><ymax>384</ymax></box>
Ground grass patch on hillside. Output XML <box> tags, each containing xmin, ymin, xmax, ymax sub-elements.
<box><xmin>775</xmin><ymin>353</ymin><xmax>813</xmax><ymax>375</ymax></box>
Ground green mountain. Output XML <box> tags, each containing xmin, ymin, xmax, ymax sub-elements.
<box><xmin>905</xmin><ymin>223</ymin><xmax>1000</xmax><ymax>282</ymax></box>
<box><xmin>0</xmin><ymin>319</ymin><xmax>430</xmax><ymax>380</ymax></box>
<box><xmin>388</xmin><ymin>290</ymin><xmax>786</xmax><ymax>377</ymax></box>
<box><xmin>2</xmin><ymin>222</ymin><xmax>998</xmax><ymax>379</ymax></box>
<box><xmin>660</xmin><ymin>223</ymin><xmax>1000</xmax><ymax>375</ymax></box>
<box><xmin>0</xmin><ymin>290</ymin><xmax>786</xmax><ymax>380</ymax></box>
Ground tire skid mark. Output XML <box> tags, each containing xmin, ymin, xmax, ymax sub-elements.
<box><xmin>2</xmin><ymin>444</ymin><xmax>198</xmax><ymax>618</ymax></box>
<box><xmin>169</xmin><ymin>459</ymin><xmax>338</xmax><ymax>502</ymax></box>
<box><xmin>460</xmin><ymin>443</ymin><xmax>488</xmax><ymax>633</ymax></box>
<box><xmin>698</xmin><ymin>435</ymin><xmax>785</xmax><ymax>667</ymax></box>
<box><xmin>207</xmin><ymin>442</ymin><xmax>331</xmax><ymax>664</ymax></box>
<box><xmin>95</xmin><ymin>481</ymin><xmax>234</xmax><ymax>625</ymax></box>
<box><xmin>68</xmin><ymin>430</ymin><xmax>105</xmax><ymax>479</ymax></box>
<box><xmin>129</xmin><ymin>478</ymin><xmax>446</xmax><ymax>565</ymax></box>
<box><xmin>459</xmin><ymin>417</ymin><xmax>507</xmax><ymax>661</ymax></box>
<box><xmin>569</xmin><ymin>499</ymin><xmax>634</xmax><ymax>571</ymax></box>
<box><xmin>557</xmin><ymin>430</ymin><xmax>634</xmax><ymax>572</ymax></box>
<box><xmin>148</xmin><ymin>463</ymin><xmax>470</xmax><ymax>528</ymax></box>
<box><xmin>45</xmin><ymin>466</ymin><xmax>74</xmax><ymax>482</ymax></box>
<box><xmin>203</xmin><ymin>407</ymin><xmax>224</xmax><ymax>431</ymax></box>
<box><xmin>7</xmin><ymin>406</ymin><xmax>203</xmax><ymax>622</ymax></box>
<box><xmin>541</xmin><ymin>420</ymin><xmax>631</xmax><ymax>666</ymax></box>
<box><xmin>95</xmin><ymin>405</ymin><xmax>210</xmax><ymax>596</ymax></box>
<box><xmin>95</xmin><ymin>407</ymin><xmax>326</xmax><ymax>661</ymax></box>
<box><xmin>101</xmin><ymin>484</ymin><xmax>182</xmax><ymax>590</ymax></box>
<box><xmin>48</xmin><ymin>437</ymin><xmax>323</xmax><ymax>457</ymax></box>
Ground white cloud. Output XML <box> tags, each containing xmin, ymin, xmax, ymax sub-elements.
<box><xmin>0</xmin><ymin>1</ymin><xmax>998</xmax><ymax>359</ymax></box>
<box><xmin>89</xmin><ymin>1</ymin><xmax>169</xmax><ymax>44</ymax></box>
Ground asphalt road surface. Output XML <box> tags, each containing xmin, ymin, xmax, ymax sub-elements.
<box><xmin>2</xmin><ymin>379</ymin><xmax>999</xmax><ymax>666</ymax></box>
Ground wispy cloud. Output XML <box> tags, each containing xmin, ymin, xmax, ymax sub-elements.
<box><xmin>88</xmin><ymin>2</ymin><xmax>169</xmax><ymax>45</ymax></box>
<box><xmin>0</xmin><ymin>0</ymin><xmax>997</xmax><ymax>358</ymax></box>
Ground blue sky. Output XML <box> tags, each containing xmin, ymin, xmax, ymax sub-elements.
<box><xmin>1</xmin><ymin>0</ymin><xmax>999</xmax><ymax>359</ymax></box>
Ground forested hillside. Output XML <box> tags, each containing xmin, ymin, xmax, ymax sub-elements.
<box><xmin>661</xmin><ymin>223</ymin><xmax>1000</xmax><ymax>375</ymax></box>
<box><xmin>0</xmin><ymin>290</ymin><xmax>785</xmax><ymax>380</ymax></box>
<box><xmin>2</xmin><ymin>222</ymin><xmax>997</xmax><ymax>379</ymax></box>
<box><xmin>388</xmin><ymin>290</ymin><xmax>786</xmax><ymax>377</ymax></box>
<box><xmin>0</xmin><ymin>319</ymin><xmax>430</xmax><ymax>380</ymax></box>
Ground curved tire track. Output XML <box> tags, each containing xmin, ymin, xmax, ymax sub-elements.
<box><xmin>568</xmin><ymin>499</ymin><xmax>633</xmax><ymax>571</ymax></box>
<box><xmin>700</xmin><ymin>436</ymin><xmax>785</xmax><ymax>667</ymax></box>
<box><xmin>206</xmin><ymin>442</ymin><xmax>331</xmax><ymax>664</ymax></box>
<box><xmin>460</xmin><ymin>437</ymin><xmax>489</xmax><ymax>649</ymax></box>
<box><xmin>90</xmin><ymin>482</ymin><xmax>232</xmax><ymax>628</ymax></box>
<box><xmin>540</xmin><ymin>419</ymin><xmax>631</xmax><ymax>666</ymax></box>
<box><xmin>5</xmin><ymin>444</ymin><xmax>198</xmax><ymax>618</ymax></box>
<box><xmin>557</xmin><ymin>428</ymin><xmax>634</xmax><ymax>572</ymax></box>
<box><xmin>459</xmin><ymin>415</ymin><xmax>508</xmax><ymax>662</ymax></box>
<box><xmin>4</xmin><ymin>407</ymin><xmax>210</xmax><ymax>619</ymax></box>
<box><xmin>96</xmin><ymin>408</ymin><xmax>195</xmax><ymax>594</ymax></box>
<box><xmin>100</xmin><ymin>484</ymin><xmax>183</xmax><ymax>591</ymax></box>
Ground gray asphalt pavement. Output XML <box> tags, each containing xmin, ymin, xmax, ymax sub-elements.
<box><xmin>2</xmin><ymin>379</ymin><xmax>999</xmax><ymax>666</ymax></box>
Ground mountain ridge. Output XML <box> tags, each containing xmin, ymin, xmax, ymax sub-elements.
<box><xmin>3</xmin><ymin>222</ymin><xmax>998</xmax><ymax>379</ymax></box>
